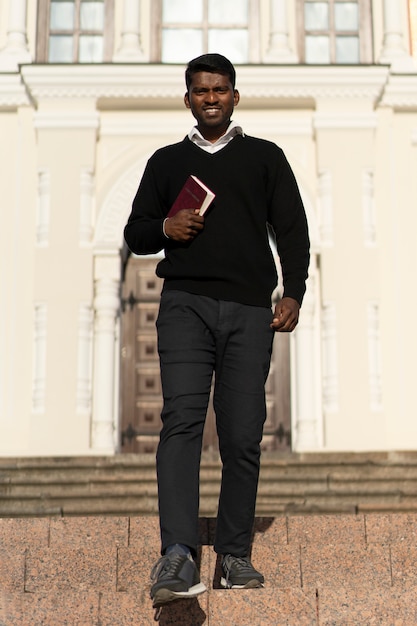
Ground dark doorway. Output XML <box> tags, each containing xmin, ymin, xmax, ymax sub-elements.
<box><xmin>119</xmin><ymin>257</ymin><xmax>292</xmax><ymax>453</ymax></box>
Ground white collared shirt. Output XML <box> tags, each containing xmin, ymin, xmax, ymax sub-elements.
<box><xmin>188</xmin><ymin>121</ymin><xmax>244</xmax><ymax>154</ymax></box>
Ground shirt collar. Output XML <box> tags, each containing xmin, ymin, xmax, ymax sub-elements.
<box><xmin>188</xmin><ymin>121</ymin><xmax>244</xmax><ymax>147</ymax></box>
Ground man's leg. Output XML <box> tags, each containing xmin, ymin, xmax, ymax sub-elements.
<box><xmin>156</xmin><ymin>290</ymin><xmax>216</xmax><ymax>556</ymax></box>
<box><xmin>212</xmin><ymin>301</ymin><xmax>274</xmax><ymax>557</ymax></box>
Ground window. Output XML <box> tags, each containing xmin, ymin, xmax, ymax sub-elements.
<box><xmin>151</xmin><ymin>0</ymin><xmax>259</xmax><ymax>64</ymax></box>
<box><xmin>298</xmin><ymin>0</ymin><xmax>373</xmax><ymax>64</ymax></box>
<box><xmin>36</xmin><ymin>0</ymin><xmax>114</xmax><ymax>63</ymax></box>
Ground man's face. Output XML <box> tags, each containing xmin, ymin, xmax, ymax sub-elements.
<box><xmin>184</xmin><ymin>71</ymin><xmax>240</xmax><ymax>141</ymax></box>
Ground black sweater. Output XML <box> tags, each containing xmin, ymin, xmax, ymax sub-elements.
<box><xmin>124</xmin><ymin>135</ymin><xmax>310</xmax><ymax>307</ymax></box>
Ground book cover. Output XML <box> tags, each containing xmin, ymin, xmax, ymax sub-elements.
<box><xmin>167</xmin><ymin>175</ymin><xmax>215</xmax><ymax>218</ymax></box>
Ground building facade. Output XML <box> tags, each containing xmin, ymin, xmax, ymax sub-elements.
<box><xmin>1</xmin><ymin>0</ymin><xmax>417</xmax><ymax>456</ymax></box>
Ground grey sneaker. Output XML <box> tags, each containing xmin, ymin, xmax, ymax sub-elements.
<box><xmin>220</xmin><ymin>554</ymin><xmax>265</xmax><ymax>589</ymax></box>
<box><xmin>150</xmin><ymin>552</ymin><xmax>206</xmax><ymax>608</ymax></box>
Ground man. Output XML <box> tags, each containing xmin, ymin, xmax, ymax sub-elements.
<box><xmin>124</xmin><ymin>53</ymin><xmax>310</xmax><ymax>608</ymax></box>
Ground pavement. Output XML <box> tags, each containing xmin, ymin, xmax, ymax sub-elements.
<box><xmin>1</xmin><ymin>513</ymin><xmax>417</xmax><ymax>625</ymax></box>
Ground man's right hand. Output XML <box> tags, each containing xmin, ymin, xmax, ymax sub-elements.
<box><xmin>164</xmin><ymin>209</ymin><xmax>205</xmax><ymax>242</ymax></box>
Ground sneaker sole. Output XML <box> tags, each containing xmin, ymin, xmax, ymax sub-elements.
<box><xmin>220</xmin><ymin>577</ymin><xmax>264</xmax><ymax>589</ymax></box>
<box><xmin>152</xmin><ymin>582</ymin><xmax>207</xmax><ymax>607</ymax></box>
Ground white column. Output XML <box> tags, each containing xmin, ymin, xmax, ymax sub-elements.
<box><xmin>0</xmin><ymin>0</ymin><xmax>31</xmax><ymax>71</ymax></box>
<box><xmin>113</xmin><ymin>0</ymin><xmax>145</xmax><ymax>62</ymax></box>
<box><xmin>264</xmin><ymin>0</ymin><xmax>297</xmax><ymax>63</ymax></box>
<box><xmin>91</xmin><ymin>256</ymin><xmax>120</xmax><ymax>452</ymax></box>
<box><xmin>292</xmin><ymin>259</ymin><xmax>322</xmax><ymax>450</ymax></box>
<box><xmin>379</xmin><ymin>0</ymin><xmax>415</xmax><ymax>71</ymax></box>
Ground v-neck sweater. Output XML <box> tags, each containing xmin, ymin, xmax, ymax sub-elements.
<box><xmin>124</xmin><ymin>135</ymin><xmax>310</xmax><ymax>307</ymax></box>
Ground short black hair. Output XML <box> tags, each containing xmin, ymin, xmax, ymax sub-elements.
<box><xmin>185</xmin><ymin>53</ymin><xmax>236</xmax><ymax>90</ymax></box>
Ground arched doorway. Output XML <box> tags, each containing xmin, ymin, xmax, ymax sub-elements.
<box><xmin>119</xmin><ymin>255</ymin><xmax>292</xmax><ymax>454</ymax></box>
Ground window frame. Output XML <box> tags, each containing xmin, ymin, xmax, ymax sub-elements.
<box><xmin>36</xmin><ymin>0</ymin><xmax>115</xmax><ymax>63</ymax></box>
<box><xmin>150</xmin><ymin>0</ymin><xmax>260</xmax><ymax>64</ymax></box>
<box><xmin>297</xmin><ymin>0</ymin><xmax>373</xmax><ymax>64</ymax></box>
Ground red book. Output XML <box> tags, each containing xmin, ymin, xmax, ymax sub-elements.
<box><xmin>167</xmin><ymin>175</ymin><xmax>215</xmax><ymax>218</ymax></box>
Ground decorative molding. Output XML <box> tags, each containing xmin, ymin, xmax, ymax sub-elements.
<box><xmin>91</xmin><ymin>271</ymin><xmax>120</xmax><ymax>452</ymax></box>
<box><xmin>233</xmin><ymin>67</ymin><xmax>388</xmax><ymax>102</ymax></box>
<box><xmin>0</xmin><ymin>50</ymin><xmax>31</xmax><ymax>73</ymax></box>
<box><xmin>321</xmin><ymin>302</ymin><xmax>339</xmax><ymax>414</ymax></box>
<box><xmin>79</xmin><ymin>169</ymin><xmax>95</xmax><ymax>246</ymax></box>
<box><xmin>0</xmin><ymin>74</ymin><xmax>30</xmax><ymax>109</ymax></box>
<box><xmin>20</xmin><ymin>64</ymin><xmax>389</xmax><ymax>105</ymax></box>
<box><xmin>94</xmin><ymin>156</ymin><xmax>148</xmax><ymax>251</ymax></box>
<box><xmin>76</xmin><ymin>304</ymin><xmax>93</xmax><ymax>414</ymax></box>
<box><xmin>32</xmin><ymin>303</ymin><xmax>47</xmax><ymax>414</ymax></box>
<box><xmin>36</xmin><ymin>169</ymin><xmax>50</xmax><ymax>248</ymax></box>
<box><xmin>34</xmin><ymin>111</ymin><xmax>100</xmax><ymax>130</ymax></box>
<box><xmin>318</xmin><ymin>171</ymin><xmax>333</xmax><ymax>247</ymax></box>
<box><xmin>362</xmin><ymin>169</ymin><xmax>377</xmax><ymax>247</ymax></box>
<box><xmin>380</xmin><ymin>74</ymin><xmax>417</xmax><ymax>110</ymax></box>
<box><xmin>367</xmin><ymin>302</ymin><xmax>383</xmax><ymax>412</ymax></box>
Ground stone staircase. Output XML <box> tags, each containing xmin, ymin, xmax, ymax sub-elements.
<box><xmin>1</xmin><ymin>513</ymin><xmax>417</xmax><ymax>624</ymax></box>
<box><xmin>2</xmin><ymin>453</ymin><xmax>417</xmax><ymax>624</ymax></box>
<box><xmin>1</xmin><ymin>451</ymin><xmax>417</xmax><ymax>517</ymax></box>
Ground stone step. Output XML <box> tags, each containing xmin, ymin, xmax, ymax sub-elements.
<box><xmin>2</xmin><ymin>452</ymin><xmax>417</xmax><ymax>517</ymax></box>
<box><xmin>1</xmin><ymin>514</ymin><xmax>417</xmax><ymax>624</ymax></box>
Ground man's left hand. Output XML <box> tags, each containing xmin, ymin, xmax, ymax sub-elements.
<box><xmin>270</xmin><ymin>297</ymin><xmax>300</xmax><ymax>332</ymax></box>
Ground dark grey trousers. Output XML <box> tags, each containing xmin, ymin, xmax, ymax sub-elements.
<box><xmin>156</xmin><ymin>290</ymin><xmax>274</xmax><ymax>557</ymax></box>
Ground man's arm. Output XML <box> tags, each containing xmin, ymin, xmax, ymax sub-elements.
<box><xmin>269</xmin><ymin>150</ymin><xmax>310</xmax><ymax>323</ymax></box>
<box><xmin>164</xmin><ymin>209</ymin><xmax>204</xmax><ymax>243</ymax></box>
<box><xmin>270</xmin><ymin>297</ymin><xmax>300</xmax><ymax>333</ymax></box>
<box><xmin>124</xmin><ymin>156</ymin><xmax>205</xmax><ymax>253</ymax></box>
<box><xmin>124</xmin><ymin>160</ymin><xmax>167</xmax><ymax>254</ymax></box>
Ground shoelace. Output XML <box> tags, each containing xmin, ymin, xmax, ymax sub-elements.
<box><xmin>224</xmin><ymin>555</ymin><xmax>253</xmax><ymax>583</ymax></box>
<box><xmin>150</xmin><ymin>552</ymin><xmax>187</xmax><ymax>582</ymax></box>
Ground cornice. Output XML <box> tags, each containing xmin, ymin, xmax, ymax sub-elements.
<box><xmin>238</xmin><ymin>65</ymin><xmax>388</xmax><ymax>103</ymax></box>
<box><xmin>34</xmin><ymin>110</ymin><xmax>100</xmax><ymax>129</ymax></box>
<box><xmin>21</xmin><ymin>64</ymin><xmax>186</xmax><ymax>102</ymax></box>
<box><xmin>379</xmin><ymin>73</ymin><xmax>417</xmax><ymax>109</ymax></box>
<box><xmin>11</xmin><ymin>62</ymin><xmax>417</xmax><ymax>113</ymax></box>
<box><xmin>20</xmin><ymin>64</ymin><xmax>389</xmax><ymax>106</ymax></box>
<box><xmin>0</xmin><ymin>73</ymin><xmax>30</xmax><ymax>109</ymax></box>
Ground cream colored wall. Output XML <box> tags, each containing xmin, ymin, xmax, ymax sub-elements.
<box><xmin>30</xmin><ymin>112</ymin><xmax>97</xmax><ymax>454</ymax></box>
<box><xmin>0</xmin><ymin>98</ymin><xmax>99</xmax><ymax>455</ymax></box>
<box><xmin>0</xmin><ymin>108</ymin><xmax>37</xmax><ymax>453</ymax></box>
<box><xmin>317</xmin><ymin>123</ymin><xmax>384</xmax><ymax>449</ymax></box>
<box><xmin>376</xmin><ymin>110</ymin><xmax>417</xmax><ymax>447</ymax></box>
